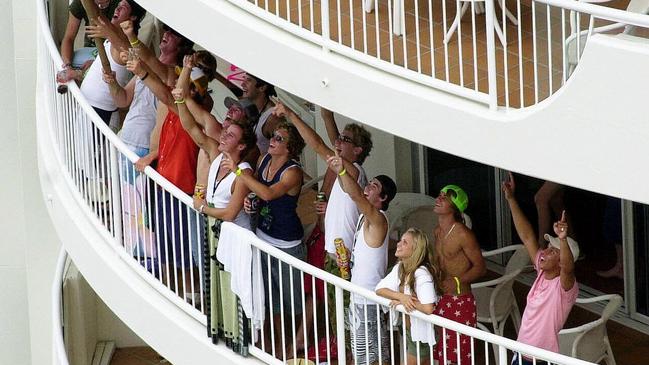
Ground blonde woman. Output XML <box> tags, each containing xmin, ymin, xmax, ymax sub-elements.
<box><xmin>376</xmin><ymin>228</ymin><xmax>441</xmax><ymax>365</ymax></box>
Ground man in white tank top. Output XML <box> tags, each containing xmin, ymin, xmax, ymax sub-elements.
<box><xmin>240</xmin><ymin>73</ymin><xmax>280</xmax><ymax>155</ymax></box>
<box><xmin>326</xmin><ymin>154</ymin><xmax>397</xmax><ymax>365</ymax></box>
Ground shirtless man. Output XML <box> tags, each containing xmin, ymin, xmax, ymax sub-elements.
<box><xmin>432</xmin><ymin>184</ymin><xmax>486</xmax><ymax>364</ymax></box>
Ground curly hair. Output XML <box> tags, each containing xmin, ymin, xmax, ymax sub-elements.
<box><xmin>275</xmin><ymin>121</ymin><xmax>305</xmax><ymax>160</ymax></box>
<box><xmin>344</xmin><ymin>123</ymin><xmax>373</xmax><ymax>164</ymax></box>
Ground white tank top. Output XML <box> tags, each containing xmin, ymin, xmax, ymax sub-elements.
<box><xmin>118</xmin><ymin>78</ymin><xmax>157</xmax><ymax>148</ymax></box>
<box><xmin>81</xmin><ymin>40</ymin><xmax>130</xmax><ymax>111</ymax></box>
<box><xmin>350</xmin><ymin>212</ymin><xmax>389</xmax><ymax>303</ymax></box>
<box><xmin>255</xmin><ymin>107</ymin><xmax>273</xmax><ymax>154</ymax></box>
<box><xmin>324</xmin><ymin>163</ymin><xmax>367</xmax><ymax>254</ymax></box>
<box><xmin>206</xmin><ymin>154</ymin><xmax>252</xmax><ymax>229</ymax></box>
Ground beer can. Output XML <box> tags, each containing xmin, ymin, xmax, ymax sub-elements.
<box><xmin>247</xmin><ymin>192</ymin><xmax>259</xmax><ymax>213</ymax></box>
<box><xmin>194</xmin><ymin>184</ymin><xmax>206</xmax><ymax>200</ymax></box>
<box><xmin>334</xmin><ymin>238</ymin><xmax>351</xmax><ymax>280</ymax></box>
<box><xmin>316</xmin><ymin>191</ymin><xmax>327</xmax><ymax>203</ymax></box>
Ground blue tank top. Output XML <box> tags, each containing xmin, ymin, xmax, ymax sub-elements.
<box><xmin>257</xmin><ymin>154</ymin><xmax>304</xmax><ymax>241</ymax></box>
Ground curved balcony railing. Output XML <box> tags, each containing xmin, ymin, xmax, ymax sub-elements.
<box><xmin>38</xmin><ymin>0</ymin><xmax>599</xmax><ymax>364</ymax></box>
<box><xmin>52</xmin><ymin>249</ymin><xmax>70</xmax><ymax>365</ymax></box>
<box><xmin>224</xmin><ymin>0</ymin><xmax>649</xmax><ymax>109</ymax></box>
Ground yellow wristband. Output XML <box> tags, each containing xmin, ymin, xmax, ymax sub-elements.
<box><xmin>174</xmin><ymin>98</ymin><xmax>186</xmax><ymax>104</ymax></box>
<box><xmin>338</xmin><ymin>168</ymin><xmax>347</xmax><ymax>176</ymax></box>
<box><xmin>235</xmin><ymin>167</ymin><xmax>243</xmax><ymax>176</ymax></box>
<box><xmin>453</xmin><ymin>276</ymin><xmax>461</xmax><ymax>295</ymax></box>
<box><xmin>129</xmin><ymin>39</ymin><xmax>141</xmax><ymax>47</ymax></box>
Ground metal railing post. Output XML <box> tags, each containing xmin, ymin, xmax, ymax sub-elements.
<box><xmin>110</xmin><ymin>144</ymin><xmax>123</xmax><ymax>245</ymax></box>
<box><xmin>320</xmin><ymin>0</ymin><xmax>330</xmax><ymax>52</ymax></box>
<box><xmin>335</xmin><ymin>286</ymin><xmax>346</xmax><ymax>363</ymax></box>
<box><xmin>484</xmin><ymin>0</ymin><xmax>499</xmax><ymax>110</ymax></box>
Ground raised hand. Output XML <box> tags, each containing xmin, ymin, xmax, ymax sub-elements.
<box><xmin>183</xmin><ymin>54</ymin><xmax>195</xmax><ymax>69</ymax></box>
<box><xmin>221</xmin><ymin>152</ymin><xmax>237</xmax><ymax>173</ymax></box>
<box><xmin>502</xmin><ymin>171</ymin><xmax>516</xmax><ymax>200</ymax></box>
<box><xmin>85</xmin><ymin>17</ymin><xmax>110</xmax><ymax>39</ymax></box>
<box><xmin>126</xmin><ymin>59</ymin><xmax>144</xmax><ymax>77</ymax></box>
<box><xmin>326</xmin><ymin>154</ymin><xmax>344</xmax><ymax>175</ymax></box>
<box><xmin>272</xmin><ymin>99</ymin><xmax>288</xmax><ymax>118</ymax></box>
<box><xmin>171</xmin><ymin>87</ymin><xmax>186</xmax><ymax>102</ymax></box>
<box><xmin>553</xmin><ymin>210</ymin><xmax>569</xmax><ymax>239</ymax></box>
<box><xmin>119</xmin><ymin>20</ymin><xmax>135</xmax><ymax>37</ymax></box>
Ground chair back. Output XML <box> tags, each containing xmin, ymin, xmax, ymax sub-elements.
<box><xmin>504</xmin><ymin>245</ymin><xmax>531</xmax><ymax>275</ymax></box>
<box><xmin>566</xmin><ymin>295</ymin><xmax>623</xmax><ymax>362</ymax></box>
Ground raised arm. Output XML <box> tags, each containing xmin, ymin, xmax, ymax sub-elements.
<box><xmin>172</xmin><ymin>85</ymin><xmax>220</xmax><ymax>160</ymax></box>
<box><xmin>502</xmin><ymin>172</ymin><xmax>539</xmax><ymax>261</ymax></box>
<box><xmin>120</xmin><ymin>20</ymin><xmax>169</xmax><ymax>82</ymax></box>
<box><xmin>103</xmin><ymin>59</ymin><xmax>136</xmax><ymax>108</ymax></box>
<box><xmin>326</xmin><ymin>155</ymin><xmax>387</xmax><ymax>248</ymax></box>
<box><xmin>274</xmin><ymin>101</ymin><xmax>333</xmax><ymax>161</ymax></box>
<box><xmin>320</xmin><ymin>107</ymin><xmax>340</xmax><ymax>145</ymax></box>
<box><xmin>554</xmin><ymin>211</ymin><xmax>576</xmax><ymax>290</ymax></box>
<box><xmin>85</xmin><ymin>16</ymin><xmax>130</xmax><ymax>52</ymax></box>
<box><xmin>126</xmin><ymin>57</ymin><xmax>175</xmax><ymax>110</ymax></box>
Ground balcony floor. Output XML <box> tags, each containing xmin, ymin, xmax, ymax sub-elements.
<box><xmin>252</xmin><ymin>0</ymin><xmax>645</xmax><ymax>108</ymax></box>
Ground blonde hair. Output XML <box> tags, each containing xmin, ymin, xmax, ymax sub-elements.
<box><xmin>398</xmin><ymin>228</ymin><xmax>442</xmax><ymax>296</ymax></box>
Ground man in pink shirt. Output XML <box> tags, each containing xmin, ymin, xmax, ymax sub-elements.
<box><xmin>502</xmin><ymin>173</ymin><xmax>579</xmax><ymax>365</ymax></box>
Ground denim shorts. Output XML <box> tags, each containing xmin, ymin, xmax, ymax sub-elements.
<box><xmin>119</xmin><ymin>144</ymin><xmax>149</xmax><ymax>185</ymax></box>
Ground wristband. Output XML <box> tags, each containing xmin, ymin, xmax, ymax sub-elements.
<box><xmin>235</xmin><ymin>167</ymin><xmax>243</xmax><ymax>176</ymax></box>
<box><xmin>338</xmin><ymin>168</ymin><xmax>347</xmax><ymax>177</ymax></box>
<box><xmin>139</xmin><ymin>72</ymin><xmax>149</xmax><ymax>81</ymax></box>
<box><xmin>453</xmin><ymin>276</ymin><xmax>461</xmax><ymax>295</ymax></box>
<box><xmin>129</xmin><ymin>39</ymin><xmax>141</xmax><ymax>47</ymax></box>
<box><xmin>174</xmin><ymin>98</ymin><xmax>186</xmax><ymax>105</ymax></box>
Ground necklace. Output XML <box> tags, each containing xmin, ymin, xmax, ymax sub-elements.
<box><xmin>443</xmin><ymin>223</ymin><xmax>457</xmax><ymax>240</ymax></box>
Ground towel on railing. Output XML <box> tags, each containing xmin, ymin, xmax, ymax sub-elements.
<box><xmin>217</xmin><ymin>222</ymin><xmax>265</xmax><ymax>333</ymax></box>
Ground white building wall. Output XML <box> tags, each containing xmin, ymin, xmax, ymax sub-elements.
<box><xmin>0</xmin><ymin>0</ymin><xmax>61</xmax><ymax>364</ymax></box>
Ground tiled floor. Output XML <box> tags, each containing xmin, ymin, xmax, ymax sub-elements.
<box><xmin>251</xmin><ymin>0</ymin><xmax>641</xmax><ymax>108</ymax></box>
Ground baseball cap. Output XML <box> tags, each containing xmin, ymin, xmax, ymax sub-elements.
<box><xmin>441</xmin><ymin>184</ymin><xmax>469</xmax><ymax>213</ymax></box>
<box><xmin>544</xmin><ymin>234</ymin><xmax>580</xmax><ymax>262</ymax></box>
<box><xmin>224</xmin><ymin>97</ymin><xmax>260</xmax><ymax>124</ymax></box>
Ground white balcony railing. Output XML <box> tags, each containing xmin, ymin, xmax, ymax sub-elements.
<box><xmin>38</xmin><ymin>0</ymin><xmax>600</xmax><ymax>364</ymax></box>
<box><xmin>52</xmin><ymin>249</ymin><xmax>70</xmax><ymax>365</ymax></box>
<box><xmin>224</xmin><ymin>0</ymin><xmax>649</xmax><ymax>109</ymax></box>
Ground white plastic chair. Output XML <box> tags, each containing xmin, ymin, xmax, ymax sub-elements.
<box><xmin>472</xmin><ymin>244</ymin><xmax>530</xmax><ymax>337</ymax></box>
<box><xmin>558</xmin><ymin>294</ymin><xmax>622</xmax><ymax>365</ymax></box>
<box><xmin>565</xmin><ymin>0</ymin><xmax>649</xmax><ymax>74</ymax></box>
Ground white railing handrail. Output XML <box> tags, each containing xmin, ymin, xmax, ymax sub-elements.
<box><xmin>222</xmin><ymin>222</ymin><xmax>594</xmax><ymax>365</ymax></box>
<box><xmin>52</xmin><ymin>248</ymin><xmax>70</xmax><ymax>365</ymax></box>
<box><xmin>37</xmin><ymin>0</ymin><xmax>600</xmax><ymax>363</ymax></box>
<box><xmin>536</xmin><ymin>0</ymin><xmax>649</xmax><ymax>28</ymax></box>
<box><xmin>222</xmin><ymin>0</ymin><xmax>491</xmax><ymax>105</ymax></box>
<box><xmin>36</xmin><ymin>0</ymin><xmax>193</xmax><ymax>208</ymax></box>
